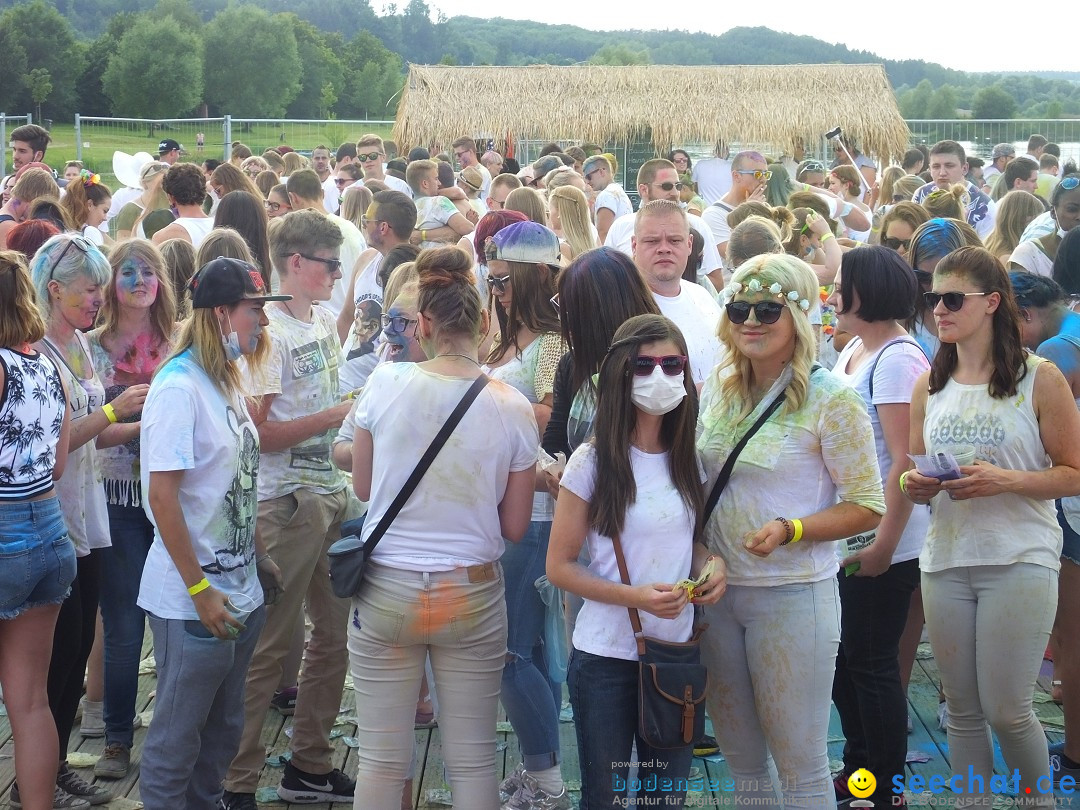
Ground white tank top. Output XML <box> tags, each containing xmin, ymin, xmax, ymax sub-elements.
<box><xmin>174</xmin><ymin>216</ymin><xmax>213</xmax><ymax>249</ymax></box>
<box><xmin>920</xmin><ymin>355</ymin><xmax>1061</xmax><ymax>573</ymax></box>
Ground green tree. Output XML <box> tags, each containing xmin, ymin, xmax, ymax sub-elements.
<box><xmin>335</xmin><ymin>31</ymin><xmax>403</xmax><ymax>118</ymax></box>
<box><xmin>203</xmin><ymin>5</ymin><xmax>301</xmax><ymax>117</ymax></box>
<box><xmin>973</xmin><ymin>85</ymin><xmax>1017</xmax><ymax>119</ymax></box>
<box><xmin>77</xmin><ymin>14</ymin><xmax>139</xmax><ymax>117</ymax></box>
<box><xmin>153</xmin><ymin>0</ymin><xmax>204</xmax><ymax>33</ymax></box>
<box><xmin>26</xmin><ymin>68</ymin><xmax>51</xmax><ymax>124</ymax></box>
<box><xmin>0</xmin><ymin>0</ymin><xmax>85</xmax><ymax>119</ymax></box>
<box><xmin>927</xmin><ymin>85</ymin><xmax>958</xmax><ymax>119</ymax></box>
<box><xmin>589</xmin><ymin>43</ymin><xmax>650</xmax><ymax>65</ymax></box>
<box><xmin>1047</xmin><ymin>100</ymin><xmax>1064</xmax><ymax>119</ymax></box>
<box><xmin>899</xmin><ymin>79</ymin><xmax>933</xmax><ymax>118</ymax></box>
<box><xmin>283</xmin><ymin>16</ymin><xmax>343</xmax><ymax>119</ymax></box>
<box><xmin>102</xmin><ymin>16</ymin><xmax>204</xmax><ymax>119</ymax></box>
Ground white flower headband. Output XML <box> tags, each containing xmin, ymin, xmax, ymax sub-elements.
<box><xmin>723</xmin><ymin>278</ymin><xmax>811</xmax><ymax>312</ymax></box>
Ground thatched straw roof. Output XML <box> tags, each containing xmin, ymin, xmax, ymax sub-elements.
<box><xmin>394</xmin><ymin>64</ymin><xmax>910</xmax><ymax>160</ymax></box>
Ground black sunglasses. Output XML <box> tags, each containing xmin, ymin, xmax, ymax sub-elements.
<box><xmin>881</xmin><ymin>236</ymin><xmax>911</xmax><ymax>251</ymax></box>
<box><xmin>923</xmin><ymin>291</ymin><xmax>989</xmax><ymax>311</ymax></box>
<box><xmin>653</xmin><ymin>181</ymin><xmax>684</xmax><ymax>192</ymax></box>
<box><xmin>380</xmin><ymin>314</ymin><xmax>417</xmax><ymax>333</ymax></box>
<box><xmin>725</xmin><ymin>300</ymin><xmax>785</xmax><ymax>324</ymax></box>
<box><xmin>489</xmin><ymin>274</ymin><xmax>511</xmax><ymax>293</ymax></box>
<box><xmin>287</xmin><ymin>253</ymin><xmax>342</xmax><ymax>274</ymax></box>
<box><xmin>634</xmin><ymin>354</ymin><xmax>687</xmax><ymax>377</ymax></box>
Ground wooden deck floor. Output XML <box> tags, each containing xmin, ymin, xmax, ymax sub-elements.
<box><xmin>0</xmin><ymin>640</ymin><xmax>1069</xmax><ymax>809</ymax></box>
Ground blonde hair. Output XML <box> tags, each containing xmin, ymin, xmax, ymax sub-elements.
<box><xmin>548</xmin><ymin>186</ymin><xmax>596</xmax><ymax>260</ymax></box>
<box><xmin>159</xmin><ymin>238</ymin><xmax>196</xmax><ymax>319</ymax></box>
<box><xmin>727</xmin><ymin>216</ymin><xmax>784</xmax><ymax>269</ymax></box>
<box><xmin>195</xmin><ymin>227</ymin><xmax>255</xmax><ymax>269</ymax></box>
<box><xmin>0</xmin><ymin>250</ymin><xmax>46</xmax><ymax>346</ymax></box>
<box><xmin>384</xmin><ymin>268</ymin><xmax>419</xmax><ymax>312</ymax></box>
<box><xmin>99</xmin><ymin>239</ymin><xmax>177</xmax><ymax>345</ymax></box>
<box><xmin>893</xmin><ymin>175</ymin><xmax>925</xmax><ymax>201</ymax></box>
<box><xmin>922</xmin><ymin>183</ymin><xmax>968</xmax><ymax>220</ymax></box>
<box><xmin>240</xmin><ymin>156</ymin><xmax>270</xmax><ymax>176</ymax></box>
<box><xmin>12</xmin><ymin>168</ymin><xmax>59</xmax><ymax>206</ymax></box>
<box><xmin>984</xmin><ymin>190</ymin><xmax>1045</xmax><ymax>260</ymax></box>
<box><xmin>162</xmin><ymin>305</ymin><xmax>268</xmax><ymax>398</ymax></box>
<box><xmin>282</xmin><ymin>152</ymin><xmax>307</xmax><ymax>175</ymax></box>
<box><xmin>878</xmin><ymin>165</ymin><xmax>905</xmax><ymax>205</ymax></box>
<box><xmin>716</xmin><ymin>253</ymin><xmax>819</xmax><ymax>421</ymax></box>
<box><xmin>339</xmin><ymin>186</ymin><xmax>374</xmax><ymax>230</ymax></box>
<box><xmin>505</xmin><ymin>187</ymin><xmax>548</xmax><ymax>226</ymax></box>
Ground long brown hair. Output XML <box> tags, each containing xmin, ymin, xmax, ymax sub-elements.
<box><xmin>98</xmin><ymin>239</ymin><xmax>177</xmax><ymax>345</ymax></box>
<box><xmin>928</xmin><ymin>246</ymin><xmax>1027</xmax><ymax>398</ymax></box>
<box><xmin>487</xmin><ymin>258</ymin><xmax>561</xmax><ymax>364</ymax></box>
<box><xmin>589</xmin><ymin>314</ymin><xmax>702</xmax><ymax>538</ymax></box>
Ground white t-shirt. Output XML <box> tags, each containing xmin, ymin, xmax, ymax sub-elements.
<box><xmin>328</xmin><ymin>213</ymin><xmax>367</xmax><ymax>319</ymax></box>
<box><xmin>691</xmin><ymin>158</ymin><xmax>733</xmax><ymax>205</ymax></box>
<box><xmin>700</xmin><ymin>201</ymin><xmax>734</xmax><ymax>251</ymax></box>
<box><xmin>137</xmin><ymin>349</ymin><xmax>262</xmax><ymax>620</ymax></box>
<box><xmin>651</xmin><ymin>281</ymin><xmax>722</xmax><ymax>385</ymax></box>
<box><xmin>247</xmin><ymin>305</ymin><xmax>346</xmax><ymax>501</ymax></box>
<box><xmin>81</xmin><ymin>223</ymin><xmax>105</xmax><ymax>246</ymax></box>
<box><xmin>560</xmin><ymin>442</ymin><xmax>696</xmax><ymax>661</ymax></box>
<box><xmin>604</xmin><ymin>212</ymin><xmax>723</xmax><ymax>279</ymax></box>
<box><xmin>1009</xmin><ymin>239</ymin><xmax>1054</xmax><ymax>276</ymax></box>
<box><xmin>339</xmin><ymin>251</ymin><xmax>384</xmax><ymax>395</ymax></box>
<box><xmin>594</xmin><ymin>183</ymin><xmax>633</xmax><ymax>220</ymax></box>
<box><xmin>832</xmin><ymin>336</ymin><xmax>930</xmax><ymax>564</ymax></box>
<box><xmin>473</xmin><ymin>163</ymin><xmax>493</xmax><ymax>198</ymax></box>
<box><xmin>322</xmin><ymin>175</ymin><xmax>339</xmax><ymax>214</ymax></box>
<box><xmin>1020</xmin><ymin>211</ymin><xmax>1056</xmax><ymax>243</ymax></box>
<box><xmin>381</xmin><ymin>175</ymin><xmax>413</xmax><ymax>198</ymax></box>
<box><xmin>415</xmin><ymin>195</ymin><xmax>460</xmax><ymax>248</ymax></box>
<box><xmin>354</xmin><ymin>364</ymin><xmax>538</xmax><ymax>571</ymax></box>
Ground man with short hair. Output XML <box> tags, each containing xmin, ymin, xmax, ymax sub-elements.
<box><xmin>631</xmin><ymin>199</ymin><xmax>722</xmax><ymax>387</ymax></box>
<box><xmin>582</xmin><ymin>154</ymin><xmax>631</xmax><ymax>244</ymax></box>
<box><xmin>157</xmin><ymin>138</ymin><xmax>183</xmax><ymax>166</ymax></box>
<box><xmin>999</xmin><ymin>157</ymin><xmax>1039</xmax><ymax>196</ymax></box>
<box><xmin>902</xmin><ymin>148</ymin><xmax>925</xmax><ymax>175</ymax></box>
<box><xmin>10</xmin><ymin>123</ymin><xmax>51</xmax><ymax>171</ymax></box>
<box><xmin>355</xmin><ymin>134</ymin><xmax>412</xmax><ymax>197</ymax></box>
<box><xmin>286</xmin><ymin>169</ymin><xmax>366</xmax><ymax>318</ymax></box>
<box><xmin>221</xmin><ymin>209</ymin><xmax>358</xmax><ymax>810</ymax></box>
<box><xmin>335</xmin><ymin>142</ymin><xmax>357</xmax><ymax>167</ymax></box>
<box><xmin>481</xmin><ymin>150</ymin><xmax>504</xmax><ymax>177</ymax></box>
<box><xmin>701</xmin><ymin>150</ymin><xmax>770</xmax><ymax>263</ymax></box>
<box><xmin>605</xmin><ymin>159</ymin><xmax>723</xmax><ymax>288</ymax></box>
<box><xmin>487</xmin><ymin>173</ymin><xmax>521</xmax><ymax>212</ymax></box>
<box><xmin>691</xmin><ymin>142</ymin><xmax>733</xmax><ymax>205</ymax></box>
<box><xmin>983</xmin><ymin>143</ymin><xmax>1015</xmax><ymax>190</ymax></box>
<box><xmin>1026</xmin><ymin>134</ymin><xmax>1048</xmax><ymax>164</ymax></box>
<box><xmin>1037</xmin><ymin>153</ymin><xmax>1060</xmax><ymax>200</ymax></box>
<box><xmin>337</xmin><ymin>190</ymin><xmax>417</xmax><ymax>390</ymax></box>
<box><xmin>406</xmin><ymin>159</ymin><xmax>473</xmax><ymax>249</ymax></box>
<box><xmin>310</xmin><ymin>144</ymin><xmax>338</xmax><ymax>213</ymax></box>
<box><xmin>451</xmin><ymin>136</ymin><xmax>492</xmax><ymax>197</ymax></box>
<box><xmin>912</xmin><ymin>141</ymin><xmax>995</xmax><ymax>238</ymax></box>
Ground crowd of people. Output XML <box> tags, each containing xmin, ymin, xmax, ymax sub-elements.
<box><xmin>2</xmin><ymin>119</ymin><xmax>1080</xmax><ymax>810</ymax></box>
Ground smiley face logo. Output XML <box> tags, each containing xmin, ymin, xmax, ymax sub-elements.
<box><xmin>847</xmin><ymin>768</ymin><xmax>876</xmax><ymax>798</ymax></box>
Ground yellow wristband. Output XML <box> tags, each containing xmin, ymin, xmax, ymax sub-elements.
<box><xmin>102</xmin><ymin>402</ymin><xmax>118</xmax><ymax>424</ymax></box>
<box><xmin>421</xmin><ymin>229</ymin><xmax>427</xmax><ymax>242</ymax></box>
<box><xmin>900</xmin><ymin>470</ymin><xmax>910</xmax><ymax>494</ymax></box>
<box><xmin>820</xmin><ymin>232</ymin><xmax>835</xmax><ymax>243</ymax></box>
<box><xmin>790</xmin><ymin>519</ymin><xmax>804</xmax><ymax>544</ymax></box>
<box><xmin>187</xmin><ymin>577</ymin><xmax>210</xmax><ymax>596</ymax></box>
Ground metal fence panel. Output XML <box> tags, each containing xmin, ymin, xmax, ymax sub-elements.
<box><xmin>226</xmin><ymin>119</ymin><xmax>397</xmax><ymax>157</ymax></box>
<box><xmin>904</xmin><ymin>119</ymin><xmax>1080</xmax><ymax>166</ymax></box>
<box><xmin>75</xmin><ymin>116</ymin><xmax>228</xmax><ymax>169</ymax></box>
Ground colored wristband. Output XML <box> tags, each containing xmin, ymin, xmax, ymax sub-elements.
<box><xmin>421</xmin><ymin>229</ymin><xmax>427</xmax><ymax>242</ymax></box>
<box><xmin>899</xmin><ymin>470</ymin><xmax>910</xmax><ymax>494</ymax></box>
<box><xmin>820</xmin><ymin>232</ymin><xmax>835</xmax><ymax>243</ymax></box>
<box><xmin>790</xmin><ymin>519</ymin><xmax>804</xmax><ymax>544</ymax></box>
<box><xmin>102</xmin><ymin>402</ymin><xmax>118</xmax><ymax>424</ymax></box>
<box><xmin>187</xmin><ymin>577</ymin><xmax>210</xmax><ymax>596</ymax></box>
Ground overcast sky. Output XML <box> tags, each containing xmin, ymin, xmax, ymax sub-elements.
<box><xmin>415</xmin><ymin>2</ymin><xmax>1072</xmax><ymax>74</ymax></box>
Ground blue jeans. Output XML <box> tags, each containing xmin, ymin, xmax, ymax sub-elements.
<box><xmin>832</xmin><ymin>558</ymin><xmax>920</xmax><ymax>806</ymax></box>
<box><xmin>140</xmin><ymin>606</ymin><xmax>266</xmax><ymax>810</ymax></box>
<box><xmin>99</xmin><ymin>503</ymin><xmax>155</xmax><ymax>747</ymax></box>
<box><xmin>500</xmin><ymin>520</ymin><xmax>561</xmax><ymax>770</ymax></box>
<box><xmin>567</xmin><ymin>648</ymin><xmax>693</xmax><ymax>809</ymax></box>
<box><xmin>0</xmin><ymin>496</ymin><xmax>74</xmax><ymax>619</ymax></box>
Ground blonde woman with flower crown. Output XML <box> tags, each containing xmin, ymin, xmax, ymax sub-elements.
<box><xmin>696</xmin><ymin>253</ymin><xmax>885</xmax><ymax>808</ymax></box>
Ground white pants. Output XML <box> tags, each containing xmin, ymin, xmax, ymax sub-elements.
<box><xmin>923</xmin><ymin>563</ymin><xmax>1057</xmax><ymax>808</ymax></box>
<box><xmin>699</xmin><ymin>578</ymin><xmax>840</xmax><ymax>809</ymax></box>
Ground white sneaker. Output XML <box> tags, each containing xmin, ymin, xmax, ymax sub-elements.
<box><xmin>937</xmin><ymin>700</ymin><xmax>948</xmax><ymax>731</ymax></box>
<box><xmin>79</xmin><ymin>698</ymin><xmax>104</xmax><ymax>738</ymax></box>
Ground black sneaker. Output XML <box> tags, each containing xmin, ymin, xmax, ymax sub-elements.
<box><xmin>218</xmin><ymin>790</ymin><xmax>258</xmax><ymax>810</ymax></box>
<box><xmin>277</xmin><ymin>762</ymin><xmax>355</xmax><ymax>804</ymax></box>
<box><xmin>270</xmin><ymin>686</ymin><xmax>297</xmax><ymax>716</ymax></box>
<box><xmin>693</xmin><ymin>734</ymin><xmax>720</xmax><ymax>756</ymax></box>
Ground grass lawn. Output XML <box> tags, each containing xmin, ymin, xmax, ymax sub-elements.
<box><xmin>39</xmin><ymin>120</ymin><xmax>395</xmax><ymax>189</ymax></box>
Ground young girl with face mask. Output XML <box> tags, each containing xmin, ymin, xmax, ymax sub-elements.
<box><xmin>547</xmin><ymin>314</ymin><xmax>726</xmax><ymax>810</ymax></box>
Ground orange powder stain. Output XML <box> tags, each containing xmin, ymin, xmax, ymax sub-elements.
<box><xmin>407</xmin><ymin>581</ymin><xmax>473</xmax><ymax>638</ymax></box>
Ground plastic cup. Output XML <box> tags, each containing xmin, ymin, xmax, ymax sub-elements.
<box><xmin>226</xmin><ymin>592</ymin><xmax>257</xmax><ymax>633</ymax></box>
<box><xmin>945</xmin><ymin>445</ymin><xmax>976</xmax><ymax>468</ymax></box>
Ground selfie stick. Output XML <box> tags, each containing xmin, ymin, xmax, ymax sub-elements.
<box><xmin>826</xmin><ymin>126</ymin><xmax>872</xmax><ymax>197</ymax></box>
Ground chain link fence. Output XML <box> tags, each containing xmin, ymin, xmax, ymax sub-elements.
<box><xmin>905</xmin><ymin>119</ymin><xmax>1080</xmax><ymax>166</ymax></box>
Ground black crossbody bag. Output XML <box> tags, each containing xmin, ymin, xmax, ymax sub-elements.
<box><xmin>328</xmin><ymin>375</ymin><xmax>490</xmax><ymax>598</ymax></box>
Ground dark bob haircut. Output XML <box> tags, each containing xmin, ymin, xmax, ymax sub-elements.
<box><xmin>837</xmin><ymin>245</ymin><xmax>918</xmax><ymax>322</ymax></box>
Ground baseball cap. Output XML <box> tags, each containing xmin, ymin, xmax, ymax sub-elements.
<box><xmin>158</xmin><ymin>138</ymin><xmax>185</xmax><ymax>155</ymax></box>
<box><xmin>490</xmin><ymin>221</ymin><xmax>561</xmax><ymax>265</ymax></box>
<box><xmin>991</xmin><ymin>143</ymin><xmax>1016</xmax><ymax>160</ymax></box>
<box><xmin>189</xmin><ymin>257</ymin><xmax>291</xmax><ymax>309</ymax></box>
<box><xmin>407</xmin><ymin>146</ymin><xmax>430</xmax><ymax>162</ymax></box>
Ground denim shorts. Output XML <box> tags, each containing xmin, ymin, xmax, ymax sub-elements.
<box><xmin>1057</xmin><ymin>500</ymin><xmax>1080</xmax><ymax>567</ymax></box>
<box><xmin>0</xmin><ymin>496</ymin><xmax>76</xmax><ymax>620</ymax></box>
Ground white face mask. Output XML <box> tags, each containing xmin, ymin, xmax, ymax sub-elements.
<box><xmin>631</xmin><ymin>365</ymin><xmax>687</xmax><ymax>416</ymax></box>
<box><xmin>221</xmin><ymin>310</ymin><xmax>242</xmax><ymax>362</ymax></box>
<box><xmin>1059</xmin><ymin>226</ymin><xmax>1069</xmax><ymax>239</ymax></box>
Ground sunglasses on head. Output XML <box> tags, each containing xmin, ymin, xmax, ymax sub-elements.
<box><xmin>1061</xmin><ymin>176</ymin><xmax>1080</xmax><ymax>191</ymax></box>
<box><xmin>725</xmin><ymin>300</ymin><xmax>785</xmax><ymax>324</ymax></box>
<box><xmin>801</xmin><ymin>161</ymin><xmax>825</xmax><ymax>174</ymax></box>
<box><xmin>357</xmin><ymin>152</ymin><xmax>382</xmax><ymax>162</ymax></box>
<box><xmin>489</xmin><ymin>274</ymin><xmax>511</xmax><ymax>293</ymax></box>
<box><xmin>47</xmin><ymin>235</ymin><xmax>94</xmax><ymax>281</ymax></box>
<box><xmin>923</xmin><ymin>291</ymin><xmax>988</xmax><ymax>311</ymax></box>
<box><xmin>633</xmin><ymin>354</ymin><xmax>688</xmax><ymax>377</ymax></box>
<box><xmin>736</xmin><ymin>170</ymin><xmax>773</xmax><ymax>182</ymax></box>
<box><xmin>881</xmin><ymin>236</ymin><xmax>911</xmax><ymax>251</ymax></box>
<box><xmin>653</xmin><ymin>181</ymin><xmax>683</xmax><ymax>192</ymax></box>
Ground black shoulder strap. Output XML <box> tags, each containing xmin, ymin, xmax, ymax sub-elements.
<box><xmin>866</xmin><ymin>337</ymin><xmax>928</xmax><ymax>400</ymax></box>
<box><xmin>362</xmin><ymin>374</ymin><xmax>490</xmax><ymax>553</ymax></box>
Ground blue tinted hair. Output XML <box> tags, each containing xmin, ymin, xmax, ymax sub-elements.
<box><xmin>909</xmin><ymin>218</ymin><xmax>969</xmax><ymax>271</ymax></box>
<box><xmin>1009</xmin><ymin>270</ymin><xmax>1064</xmax><ymax>308</ymax></box>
